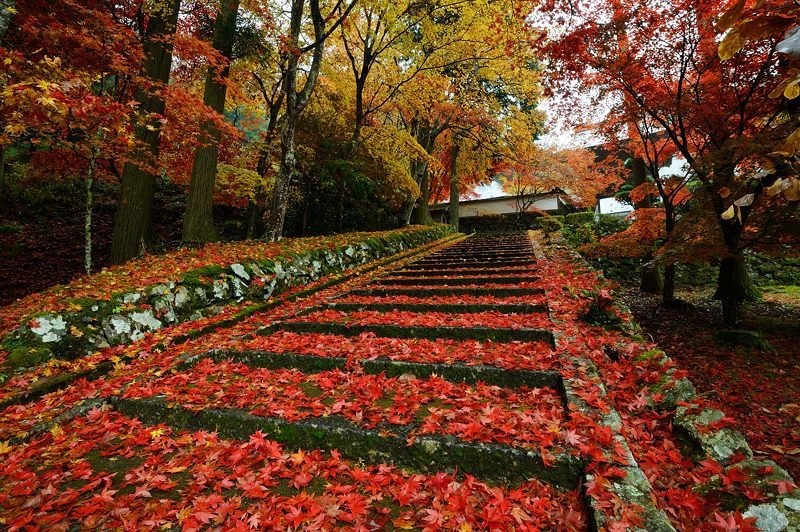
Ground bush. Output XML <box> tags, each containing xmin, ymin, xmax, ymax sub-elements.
<box><xmin>592</xmin><ymin>214</ymin><xmax>630</xmax><ymax>238</ymax></box>
<box><xmin>538</xmin><ymin>217</ymin><xmax>563</xmax><ymax>235</ymax></box>
<box><xmin>565</xmin><ymin>211</ymin><xmax>596</xmax><ymax>226</ymax></box>
<box><xmin>562</xmin><ymin>224</ymin><xmax>598</xmax><ymax>246</ymax></box>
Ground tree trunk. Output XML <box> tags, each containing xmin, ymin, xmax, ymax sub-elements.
<box><xmin>182</xmin><ymin>0</ymin><xmax>240</xmax><ymax>243</ymax></box>
<box><xmin>264</xmin><ymin>118</ymin><xmax>297</xmax><ymax>241</ymax></box>
<box><xmin>85</xmin><ymin>155</ymin><xmax>95</xmax><ymax>275</ymax></box>
<box><xmin>411</xmin><ymin>166</ymin><xmax>434</xmax><ymax>225</ymax></box>
<box><xmin>110</xmin><ymin>0</ymin><xmax>181</xmax><ymax>265</ymax></box>
<box><xmin>630</xmin><ymin>156</ymin><xmax>663</xmax><ymax>293</ymax></box>
<box><xmin>410</xmin><ymin>125</ymin><xmax>436</xmax><ymax>226</ymax></box>
<box><xmin>263</xmin><ymin>0</ymin><xmax>325</xmax><ymax>241</ymax></box>
<box><xmin>640</xmin><ymin>260</ymin><xmax>664</xmax><ymax>294</ymax></box>
<box><xmin>716</xmin><ymin>253</ymin><xmax>749</xmax><ymax>325</ymax></box>
<box><xmin>662</xmin><ymin>264</ymin><xmax>675</xmax><ymax>305</ymax></box>
<box><xmin>448</xmin><ymin>140</ymin><xmax>460</xmax><ymax>231</ymax></box>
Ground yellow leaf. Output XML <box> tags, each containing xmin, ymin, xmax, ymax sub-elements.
<box><xmin>719</xmin><ymin>30</ymin><xmax>744</xmax><ymax>60</ymax></box>
<box><xmin>0</xmin><ymin>441</ymin><xmax>12</xmax><ymax>454</ymax></box>
<box><xmin>785</xmin><ymin>82</ymin><xmax>800</xmax><ymax>100</ymax></box>
<box><xmin>150</xmin><ymin>428</ymin><xmax>165</xmax><ymax>438</ymax></box>
<box><xmin>50</xmin><ymin>424</ymin><xmax>64</xmax><ymax>438</ymax></box>
<box><xmin>785</xmin><ymin>179</ymin><xmax>800</xmax><ymax>201</ymax></box>
<box><xmin>721</xmin><ymin>205</ymin><xmax>736</xmax><ymax>221</ymax></box>
<box><xmin>176</xmin><ymin>506</ymin><xmax>192</xmax><ymax>522</ymax></box>
<box><xmin>69</xmin><ymin>326</ymin><xmax>83</xmax><ymax>338</ymax></box>
<box><xmin>716</xmin><ymin>0</ymin><xmax>746</xmax><ymax>33</ymax></box>
<box><xmin>765</xmin><ymin>178</ymin><xmax>784</xmax><ymax>196</ymax></box>
<box><xmin>37</xmin><ymin>96</ymin><xmax>57</xmax><ymax>109</ymax></box>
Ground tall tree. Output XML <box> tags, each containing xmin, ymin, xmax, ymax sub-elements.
<box><xmin>262</xmin><ymin>0</ymin><xmax>357</xmax><ymax>241</ymax></box>
<box><xmin>182</xmin><ymin>0</ymin><xmax>241</xmax><ymax>243</ymax></box>
<box><xmin>540</xmin><ymin>0</ymin><xmax>786</xmax><ymax>324</ymax></box>
<box><xmin>110</xmin><ymin>0</ymin><xmax>181</xmax><ymax>264</ymax></box>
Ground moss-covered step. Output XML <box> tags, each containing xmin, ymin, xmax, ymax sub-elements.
<box><xmin>360</xmin><ymin>358</ymin><xmax>563</xmax><ymax>390</ymax></box>
<box><xmin>325</xmin><ymin>302</ymin><xmax>549</xmax><ymax>314</ymax></box>
<box><xmin>387</xmin><ymin>268</ymin><xmax>539</xmax><ymax>277</ymax></box>
<box><xmin>404</xmin><ymin>260</ymin><xmax>537</xmax><ymax>270</ymax></box>
<box><xmin>111</xmin><ymin>396</ymin><xmax>583</xmax><ymax>488</ymax></box>
<box><xmin>414</xmin><ymin>255</ymin><xmax>533</xmax><ymax>263</ymax></box>
<box><xmin>0</xmin><ymin>362</ymin><xmax>113</xmax><ymax>410</ymax></box>
<box><xmin>270</xmin><ymin>322</ymin><xmax>555</xmax><ymax>345</ymax></box>
<box><xmin>347</xmin><ymin>287</ymin><xmax>545</xmax><ymax>297</ymax></box>
<box><xmin>177</xmin><ymin>349</ymin><xmax>563</xmax><ymax>391</ymax></box>
<box><xmin>371</xmin><ymin>276</ymin><xmax>539</xmax><ymax>287</ymax></box>
<box><xmin>176</xmin><ymin>349</ymin><xmax>348</xmax><ymax>372</ymax></box>
<box><xmin>424</xmin><ymin>253</ymin><xmax>533</xmax><ymax>261</ymax></box>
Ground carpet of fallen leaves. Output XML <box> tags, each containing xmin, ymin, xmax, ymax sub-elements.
<box><xmin>623</xmin><ymin>287</ymin><xmax>800</xmax><ymax>481</ymax></box>
<box><xmin>0</xmin><ymin>233</ymin><xmax>796</xmax><ymax>530</ymax></box>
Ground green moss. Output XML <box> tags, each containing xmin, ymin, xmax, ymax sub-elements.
<box><xmin>0</xmin><ymin>223</ymin><xmax>23</xmax><ymax>234</ymax></box>
<box><xmin>714</xmin><ymin>329</ymin><xmax>772</xmax><ymax>351</ymax></box>
<box><xmin>6</xmin><ymin>345</ymin><xmax>51</xmax><ymax>369</ymax></box>
<box><xmin>298</xmin><ymin>382</ymin><xmax>326</xmax><ymax>399</ymax></box>
<box><xmin>635</xmin><ymin>349</ymin><xmax>665</xmax><ymax>362</ymax></box>
<box><xmin>181</xmin><ymin>264</ymin><xmax>225</xmax><ymax>287</ymax></box>
<box><xmin>84</xmin><ymin>449</ymin><xmax>146</xmax><ymax>487</ymax></box>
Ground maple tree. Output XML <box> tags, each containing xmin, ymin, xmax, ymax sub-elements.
<box><xmin>539</xmin><ymin>0</ymin><xmax>792</xmax><ymax>324</ymax></box>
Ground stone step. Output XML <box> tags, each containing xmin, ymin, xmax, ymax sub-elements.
<box><xmin>347</xmin><ymin>287</ymin><xmax>545</xmax><ymax>297</ymax></box>
<box><xmin>422</xmin><ymin>253</ymin><xmax>532</xmax><ymax>261</ymax></box>
<box><xmin>388</xmin><ymin>268</ymin><xmax>539</xmax><ymax>277</ymax></box>
<box><xmin>406</xmin><ymin>260</ymin><xmax>537</xmax><ymax>270</ymax></box>
<box><xmin>325</xmin><ymin>302</ymin><xmax>549</xmax><ymax>315</ymax></box>
<box><xmin>112</xmin><ymin>397</ymin><xmax>583</xmax><ymax>488</ymax></box>
<box><xmin>269</xmin><ymin>321</ymin><xmax>555</xmax><ymax>345</ymax></box>
<box><xmin>372</xmin><ymin>276</ymin><xmax>538</xmax><ymax>286</ymax></box>
<box><xmin>178</xmin><ymin>349</ymin><xmax>563</xmax><ymax>390</ymax></box>
<box><xmin>437</xmin><ymin>246</ymin><xmax>532</xmax><ymax>253</ymax></box>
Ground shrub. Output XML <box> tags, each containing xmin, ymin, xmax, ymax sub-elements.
<box><xmin>593</xmin><ymin>214</ymin><xmax>630</xmax><ymax>238</ymax></box>
<box><xmin>562</xmin><ymin>224</ymin><xmax>598</xmax><ymax>246</ymax></box>
<box><xmin>565</xmin><ymin>211</ymin><xmax>596</xmax><ymax>226</ymax></box>
<box><xmin>538</xmin><ymin>217</ymin><xmax>563</xmax><ymax>235</ymax></box>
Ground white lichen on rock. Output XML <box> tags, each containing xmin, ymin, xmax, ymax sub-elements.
<box><xmin>230</xmin><ymin>263</ymin><xmax>249</xmax><ymax>281</ymax></box>
<box><xmin>130</xmin><ymin>310</ymin><xmax>162</xmax><ymax>331</ymax></box>
<box><xmin>30</xmin><ymin>314</ymin><xmax>68</xmax><ymax>343</ymax></box>
<box><xmin>743</xmin><ymin>504</ymin><xmax>789</xmax><ymax>532</ymax></box>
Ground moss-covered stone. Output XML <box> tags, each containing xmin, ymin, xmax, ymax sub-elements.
<box><xmin>714</xmin><ymin>329</ymin><xmax>772</xmax><ymax>351</ymax></box>
<box><xmin>348</xmin><ymin>287</ymin><xmax>545</xmax><ymax>298</ymax></box>
<box><xmin>110</xmin><ymin>396</ymin><xmax>584</xmax><ymax>488</ymax></box>
<box><xmin>275</xmin><ymin>322</ymin><xmax>555</xmax><ymax>345</ymax></box>
<box><xmin>326</xmin><ymin>302</ymin><xmax>549</xmax><ymax>315</ymax></box>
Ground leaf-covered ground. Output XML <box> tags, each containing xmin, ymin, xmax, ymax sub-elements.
<box><xmin>623</xmin><ymin>287</ymin><xmax>800</xmax><ymax>481</ymax></box>
<box><xmin>0</xmin><ymin>232</ymin><xmax>796</xmax><ymax>529</ymax></box>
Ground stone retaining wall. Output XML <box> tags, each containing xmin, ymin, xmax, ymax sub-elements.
<box><xmin>1</xmin><ymin>225</ymin><xmax>454</xmax><ymax>369</ymax></box>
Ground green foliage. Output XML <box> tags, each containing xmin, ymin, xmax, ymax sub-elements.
<box><xmin>560</xmin><ymin>214</ymin><xmax>629</xmax><ymax>248</ymax></box>
<box><xmin>0</xmin><ymin>224</ymin><xmax>23</xmax><ymax>234</ymax></box>
<box><xmin>565</xmin><ymin>211</ymin><xmax>596</xmax><ymax>226</ymax></box>
<box><xmin>562</xmin><ymin>224</ymin><xmax>597</xmax><ymax>246</ymax></box>
<box><xmin>592</xmin><ymin>215</ymin><xmax>630</xmax><ymax>238</ymax></box>
<box><xmin>537</xmin><ymin>217</ymin><xmax>563</xmax><ymax>235</ymax></box>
